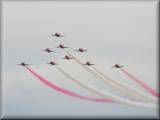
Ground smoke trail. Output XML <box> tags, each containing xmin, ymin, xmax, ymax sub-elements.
<box><xmin>55</xmin><ymin>66</ymin><xmax>112</xmax><ymax>102</ymax></box>
<box><xmin>120</xmin><ymin>68</ymin><xmax>160</xmax><ymax>97</ymax></box>
<box><xmin>63</xmin><ymin>49</ymin><xmax>155</xmax><ymax>103</ymax></box>
<box><xmin>53</xmin><ymin>67</ymin><xmax>156</xmax><ymax>109</ymax></box>
<box><xmin>91</xmin><ymin>66</ymin><xmax>156</xmax><ymax>103</ymax></box>
<box><xmin>25</xmin><ymin>66</ymin><xmax>113</xmax><ymax>102</ymax></box>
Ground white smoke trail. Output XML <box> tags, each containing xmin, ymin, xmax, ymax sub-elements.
<box><xmin>54</xmin><ymin>66</ymin><xmax>156</xmax><ymax>109</ymax></box>
<box><xmin>82</xmin><ymin>52</ymin><xmax>157</xmax><ymax>102</ymax></box>
<box><xmin>91</xmin><ymin>66</ymin><xmax>157</xmax><ymax>103</ymax></box>
<box><xmin>62</xmin><ymin>49</ymin><xmax>156</xmax><ymax>103</ymax></box>
<box><xmin>84</xmin><ymin>53</ymin><xmax>157</xmax><ymax>102</ymax></box>
<box><xmin>55</xmin><ymin>66</ymin><xmax>112</xmax><ymax>102</ymax></box>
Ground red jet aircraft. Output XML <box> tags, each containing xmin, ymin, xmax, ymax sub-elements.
<box><xmin>47</xmin><ymin>61</ymin><xmax>59</xmax><ymax>65</ymax></box>
<box><xmin>112</xmin><ymin>64</ymin><xmax>124</xmax><ymax>68</ymax></box>
<box><xmin>56</xmin><ymin>44</ymin><xmax>69</xmax><ymax>49</ymax></box>
<box><xmin>52</xmin><ymin>33</ymin><xmax>64</xmax><ymax>37</ymax></box>
<box><xmin>75</xmin><ymin>48</ymin><xmax>88</xmax><ymax>53</ymax></box>
<box><xmin>18</xmin><ymin>62</ymin><xmax>30</xmax><ymax>66</ymax></box>
<box><xmin>62</xmin><ymin>55</ymin><xmax>73</xmax><ymax>60</ymax></box>
<box><xmin>42</xmin><ymin>48</ymin><xmax>54</xmax><ymax>53</ymax></box>
<box><xmin>82</xmin><ymin>61</ymin><xmax>95</xmax><ymax>66</ymax></box>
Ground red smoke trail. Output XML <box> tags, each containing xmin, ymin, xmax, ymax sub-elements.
<box><xmin>25</xmin><ymin>66</ymin><xmax>113</xmax><ymax>103</ymax></box>
<box><xmin>120</xmin><ymin>68</ymin><xmax>159</xmax><ymax>97</ymax></box>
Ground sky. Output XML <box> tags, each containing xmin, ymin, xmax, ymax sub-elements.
<box><xmin>1</xmin><ymin>0</ymin><xmax>159</xmax><ymax>118</ymax></box>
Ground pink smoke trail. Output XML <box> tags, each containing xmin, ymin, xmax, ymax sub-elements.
<box><xmin>120</xmin><ymin>68</ymin><xmax>159</xmax><ymax>97</ymax></box>
<box><xmin>25</xmin><ymin>66</ymin><xmax>113</xmax><ymax>103</ymax></box>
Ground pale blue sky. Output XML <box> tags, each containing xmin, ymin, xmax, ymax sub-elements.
<box><xmin>1</xmin><ymin>0</ymin><xmax>159</xmax><ymax>118</ymax></box>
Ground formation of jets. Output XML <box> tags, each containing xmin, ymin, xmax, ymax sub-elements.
<box><xmin>18</xmin><ymin>32</ymin><xmax>123</xmax><ymax>68</ymax></box>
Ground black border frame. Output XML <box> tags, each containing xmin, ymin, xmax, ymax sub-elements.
<box><xmin>0</xmin><ymin>0</ymin><xmax>159</xmax><ymax>119</ymax></box>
